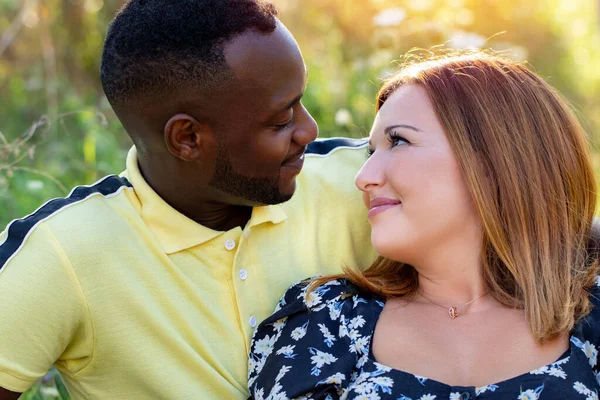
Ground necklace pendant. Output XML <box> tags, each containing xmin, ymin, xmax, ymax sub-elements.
<box><xmin>448</xmin><ymin>306</ymin><xmax>459</xmax><ymax>319</ymax></box>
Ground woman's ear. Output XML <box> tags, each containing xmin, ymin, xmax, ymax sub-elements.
<box><xmin>163</xmin><ymin>113</ymin><xmax>213</xmax><ymax>162</ymax></box>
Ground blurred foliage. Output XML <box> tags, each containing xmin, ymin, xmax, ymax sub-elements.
<box><xmin>0</xmin><ymin>0</ymin><xmax>599</xmax><ymax>398</ymax></box>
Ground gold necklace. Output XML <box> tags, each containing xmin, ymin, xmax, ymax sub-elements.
<box><xmin>419</xmin><ymin>290</ymin><xmax>488</xmax><ymax>319</ymax></box>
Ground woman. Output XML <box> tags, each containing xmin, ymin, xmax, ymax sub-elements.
<box><xmin>247</xmin><ymin>51</ymin><xmax>599</xmax><ymax>399</ymax></box>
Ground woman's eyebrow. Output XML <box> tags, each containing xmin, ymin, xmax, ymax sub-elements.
<box><xmin>384</xmin><ymin>124</ymin><xmax>422</xmax><ymax>135</ymax></box>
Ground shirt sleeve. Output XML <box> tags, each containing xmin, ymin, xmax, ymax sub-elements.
<box><xmin>248</xmin><ymin>279</ymin><xmax>360</xmax><ymax>400</ymax></box>
<box><xmin>0</xmin><ymin>223</ymin><xmax>92</xmax><ymax>392</ymax></box>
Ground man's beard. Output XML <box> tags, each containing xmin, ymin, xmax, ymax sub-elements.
<box><xmin>209</xmin><ymin>143</ymin><xmax>293</xmax><ymax>205</ymax></box>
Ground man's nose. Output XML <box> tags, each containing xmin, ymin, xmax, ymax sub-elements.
<box><xmin>293</xmin><ymin>103</ymin><xmax>318</xmax><ymax>145</ymax></box>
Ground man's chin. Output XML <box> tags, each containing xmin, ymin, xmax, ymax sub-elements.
<box><xmin>275</xmin><ymin>179</ymin><xmax>297</xmax><ymax>203</ymax></box>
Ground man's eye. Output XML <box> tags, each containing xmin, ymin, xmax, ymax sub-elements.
<box><xmin>274</xmin><ymin>120</ymin><xmax>293</xmax><ymax>131</ymax></box>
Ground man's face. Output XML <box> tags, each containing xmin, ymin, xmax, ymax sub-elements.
<box><xmin>207</xmin><ymin>21</ymin><xmax>318</xmax><ymax>206</ymax></box>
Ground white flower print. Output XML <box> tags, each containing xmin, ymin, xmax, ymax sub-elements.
<box><xmin>583</xmin><ymin>341</ymin><xmax>599</xmax><ymax>367</ymax></box>
<box><xmin>575</xmin><ymin>381</ymin><xmax>592</xmax><ymax>395</ymax></box>
<box><xmin>248</xmin><ymin>278</ymin><xmax>600</xmax><ymax>400</ymax></box>
<box><xmin>372</xmin><ymin>363</ymin><xmax>392</xmax><ymax>374</ymax></box>
<box><xmin>309</xmin><ymin>347</ymin><xmax>338</xmax><ymax>375</ymax></box>
<box><xmin>554</xmin><ymin>356</ymin><xmax>570</xmax><ymax>366</ymax></box>
<box><xmin>369</xmin><ymin>376</ymin><xmax>394</xmax><ymax>394</ymax></box>
<box><xmin>529</xmin><ymin>366</ymin><xmax>549</xmax><ymax>375</ymax></box>
<box><xmin>323</xmin><ymin>279</ymin><xmax>342</xmax><ymax>287</ymax></box>
<box><xmin>354</xmin><ymin>394</ymin><xmax>380</xmax><ymax>400</ymax></box>
<box><xmin>317</xmin><ymin>372</ymin><xmax>346</xmax><ymax>385</ymax></box>
<box><xmin>572</xmin><ymin>381</ymin><xmax>599</xmax><ymax>400</ymax></box>
<box><xmin>572</xmin><ymin>337</ymin><xmax>598</xmax><ymax>368</ymax></box>
<box><xmin>254</xmin><ymin>334</ymin><xmax>276</xmax><ymax>356</ymax></box>
<box><xmin>528</xmin><ymin>361</ymin><xmax>568</xmax><ymax>381</ymax></box>
<box><xmin>517</xmin><ymin>385</ymin><xmax>543</xmax><ymax>400</ymax></box>
<box><xmin>290</xmin><ymin>323</ymin><xmax>308</xmax><ymax>341</ymax></box>
<box><xmin>275</xmin><ymin>345</ymin><xmax>296</xmax><ymax>359</ymax></box>
<box><xmin>476</xmin><ymin>385</ymin><xmax>499</xmax><ymax>395</ymax></box>
<box><xmin>275</xmin><ymin>365</ymin><xmax>291</xmax><ymax>382</ymax></box>
<box><xmin>518</xmin><ymin>390</ymin><xmax>538</xmax><ymax>400</ymax></box>
<box><xmin>319</xmin><ymin>323</ymin><xmax>336</xmax><ymax>347</ymax></box>
<box><xmin>356</xmin><ymin>353</ymin><xmax>369</xmax><ymax>368</ymax></box>
<box><xmin>352</xmin><ymin>294</ymin><xmax>368</xmax><ymax>308</ymax></box>
<box><xmin>398</xmin><ymin>395</ymin><xmax>431</xmax><ymax>400</ymax></box>
<box><xmin>348</xmin><ymin>328</ymin><xmax>361</xmax><ymax>342</ymax></box>
<box><xmin>352</xmin><ymin>335</ymin><xmax>370</xmax><ymax>355</ymax></box>
<box><xmin>305</xmin><ymin>290</ymin><xmax>323</xmax><ymax>308</ymax></box>
<box><xmin>349</xmin><ymin>315</ymin><xmax>366</xmax><ymax>329</ymax></box>
<box><xmin>353</xmin><ymin>380</ymin><xmax>375</xmax><ymax>395</ymax></box>
<box><xmin>548</xmin><ymin>367</ymin><xmax>567</xmax><ymax>379</ymax></box>
<box><xmin>339</xmin><ymin>319</ymin><xmax>349</xmax><ymax>338</ymax></box>
<box><xmin>247</xmin><ymin>359</ymin><xmax>258</xmax><ymax>386</ymax></box>
<box><xmin>329</xmin><ymin>302</ymin><xmax>342</xmax><ymax>320</ymax></box>
<box><xmin>271</xmin><ymin>317</ymin><xmax>287</xmax><ymax>332</ymax></box>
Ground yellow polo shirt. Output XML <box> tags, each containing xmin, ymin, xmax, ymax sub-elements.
<box><xmin>0</xmin><ymin>138</ymin><xmax>376</xmax><ymax>399</ymax></box>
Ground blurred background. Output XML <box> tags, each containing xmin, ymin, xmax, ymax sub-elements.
<box><xmin>1</xmin><ymin>0</ymin><xmax>599</xmax><ymax>398</ymax></box>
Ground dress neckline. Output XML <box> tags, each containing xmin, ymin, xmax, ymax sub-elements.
<box><xmin>363</xmin><ymin>294</ymin><xmax>575</xmax><ymax>391</ymax></box>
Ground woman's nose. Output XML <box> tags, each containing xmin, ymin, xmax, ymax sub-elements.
<box><xmin>355</xmin><ymin>151</ymin><xmax>385</xmax><ymax>192</ymax></box>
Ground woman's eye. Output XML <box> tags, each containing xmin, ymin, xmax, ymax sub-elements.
<box><xmin>388</xmin><ymin>133</ymin><xmax>409</xmax><ymax>148</ymax></box>
<box><xmin>366</xmin><ymin>147</ymin><xmax>375</xmax><ymax>159</ymax></box>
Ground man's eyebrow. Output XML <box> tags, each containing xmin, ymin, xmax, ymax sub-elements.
<box><xmin>384</xmin><ymin>124</ymin><xmax>422</xmax><ymax>135</ymax></box>
<box><xmin>274</xmin><ymin>93</ymin><xmax>304</xmax><ymax>115</ymax></box>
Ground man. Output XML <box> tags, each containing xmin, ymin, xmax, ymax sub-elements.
<box><xmin>0</xmin><ymin>0</ymin><xmax>376</xmax><ymax>399</ymax></box>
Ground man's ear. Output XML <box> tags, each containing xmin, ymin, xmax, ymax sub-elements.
<box><xmin>164</xmin><ymin>113</ymin><xmax>213</xmax><ymax>162</ymax></box>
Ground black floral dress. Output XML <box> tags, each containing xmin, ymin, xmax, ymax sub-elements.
<box><xmin>248</xmin><ymin>278</ymin><xmax>600</xmax><ymax>400</ymax></box>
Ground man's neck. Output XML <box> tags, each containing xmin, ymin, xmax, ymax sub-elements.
<box><xmin>189</xmin><ymin>204</ymin><xmax>253</xmax><ymax>231</ymax></box>
<box><xmin>139</xmin><ymin>162</ymin><xmax>253</xmax><ymax>232</ymax></box>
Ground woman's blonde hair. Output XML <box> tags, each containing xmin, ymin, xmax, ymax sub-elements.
<box><xmin>313</xmin><ymin>51</ymin><xmax>598</xmax><ymax>342</ymax></box>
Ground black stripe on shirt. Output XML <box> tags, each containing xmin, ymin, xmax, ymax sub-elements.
<box><xmin>0</xmin><ymin>175</ymin><xmax>132</xmax><ymax>271</ymax></box>
<box><xmin>306</xmin><ymin>138</ymin><xmax>368</xmax><ymax>156</ymax></box>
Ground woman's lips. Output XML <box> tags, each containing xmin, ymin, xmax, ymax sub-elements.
<box><xmin>368</xmin><ymin>197</ymin><xmax>401</xmax><ymax>218</ymax></box>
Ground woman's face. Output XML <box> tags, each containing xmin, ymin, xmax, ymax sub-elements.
<box><xmin>355</xmin><ymin>84</ymin><xmax>480</xmax><ymax>265</ymax></box>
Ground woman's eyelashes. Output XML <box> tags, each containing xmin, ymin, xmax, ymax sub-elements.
<box><xmin>366</xmin><ymin>132</ymin><xmax>410</xmax><ymax>158</ymax></box>
<box><xmin>366</xmin><ymin>147</ymin><xmax>375</xmax><ymax>159</ymax></box>
<box><xmin>387</xmin><ymin>131</ymin><xmax>410</xmax><ymax>148</ymax></box>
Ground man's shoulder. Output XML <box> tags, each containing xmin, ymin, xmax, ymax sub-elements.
<box><xmin>300</xmin><ymin>137</ymin><xmax>368</xmax><ymax>186</ymax></box>
<box><xmin>289</xmin><ymin>137</ymin><xmax>367</xmax><ymax>207</ymax></box>
<box><xmin>0</xmin><ymin>175</ymin><xmax>134</xmax><ymax>269</ymax></box>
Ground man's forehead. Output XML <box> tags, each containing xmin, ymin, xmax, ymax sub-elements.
<box><xmin>223</xmin><ymin>24</ymin><xmax>307</xmax><ymax>115</ymax></box>
<box><xmin>224</xmin><ymin>21</ymin><xmax>303</xmax><ymax>83</ymax></box>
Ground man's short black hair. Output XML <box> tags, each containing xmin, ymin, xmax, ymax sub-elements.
<box><xmin>100</xmin><ymin>0</ymin><xmax>278</xmax><ymax>107</ymax></box>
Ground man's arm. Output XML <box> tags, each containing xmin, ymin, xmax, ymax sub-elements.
<box><xmin>0</xmin><ymin>224</ymin><xmax>91</xmax><ymax>395</ymax></box>
<box><xmin>0</xmin><ymin>388</ymin><xmax>21</xmax><ymax>400</ymax></box>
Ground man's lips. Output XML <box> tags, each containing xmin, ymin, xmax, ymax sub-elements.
<box><xmin>280</xmin><ymin>147</ymin><xmax>307</xmax><ymax>178</ymax></box>
<box><xmin>283</xmin><ymin>147</ymin><xmax>307</xmax><ymax>166</ymax></box>
<box><xmin>368</xmin><ymin>197</ymin><xmax>401</xmax><ymax>218</ymax></box>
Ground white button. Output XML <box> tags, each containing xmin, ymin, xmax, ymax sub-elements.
<box><xmin>239</xmin><ymin>269</ymin><xmax>248</xmax><ymax>280</ymax></box>
<box><xmin>224</xmin><ymin>239</ymin><xmax>236</xmax><ymax>251</ymax></box>
<box><xmin>249</xmin><ymin>316</ymin><xmax>257</xmax><ymax>328</ymax></box>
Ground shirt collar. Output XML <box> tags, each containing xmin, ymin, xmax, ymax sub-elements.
<box><xmin>123</xmin><ymin>146</ymin><xmax>287</xmax><ymax>254</ymax></box>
